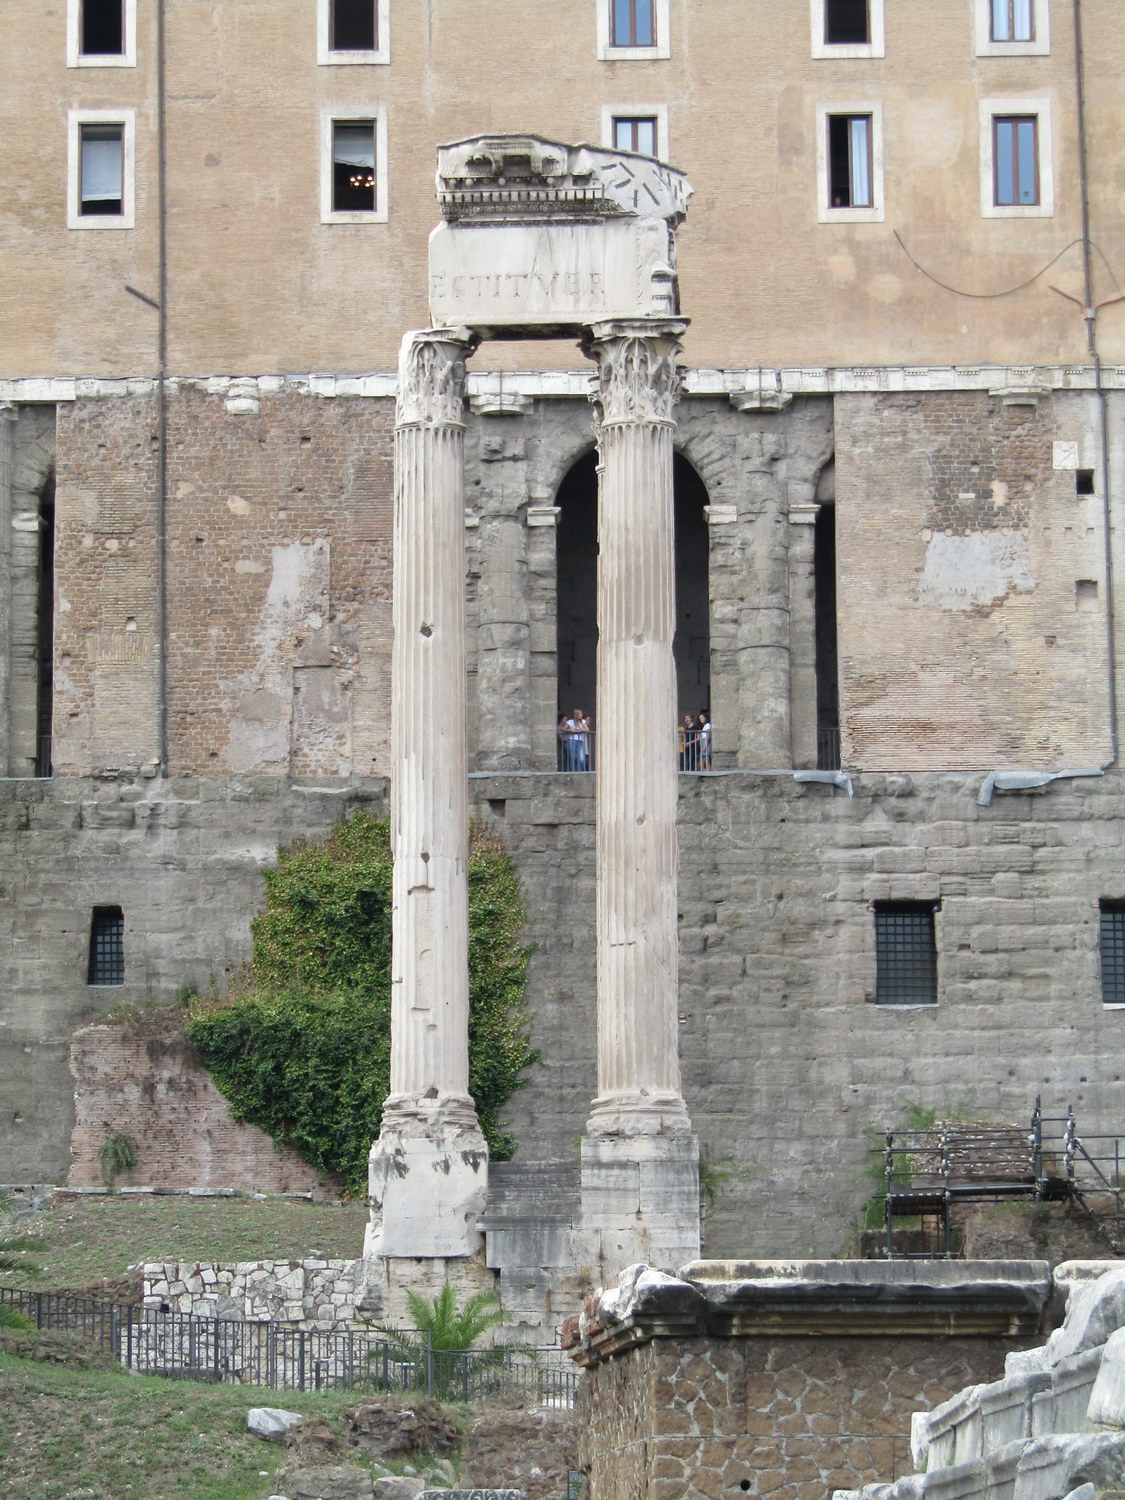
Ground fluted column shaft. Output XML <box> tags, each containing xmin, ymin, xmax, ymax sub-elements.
<box><xmin>584</xmin><ymin>318</ymin><xmax>692</xmax><ymax>1136</ymax></box>
<box><xmin>386</xmin><ymin>327</ymin><xmax>478</xmax><ymax>1123</ymax></box>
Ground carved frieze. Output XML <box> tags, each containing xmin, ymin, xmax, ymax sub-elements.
<box><xmin>584</xmin><ymin>319</ymin><xmax>688</xmax><ymax>427</ymax></box>
<box><xmin>395</xmin><ymin>328</ymin><xmax>478</xmax><ymax>427</ymax></box>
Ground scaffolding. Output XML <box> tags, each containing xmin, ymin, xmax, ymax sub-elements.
<box><xmin>882</xmin><ymin>1098</ymin><xmax>1125</xmax><ymax>1257</ymax></box>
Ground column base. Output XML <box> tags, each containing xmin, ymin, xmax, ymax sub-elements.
<box><xmin>580</xmin><ymin>1130</ymin><xmax>700</xmax><ymax>1279</ymax></box>
<box><xmin>365</xmin><ymin>1094</ymin><xmax>488</xmax><ymax>1260</ymax></box>
<box><xmin>585</xmin><ymin>1089</ymin><xmax>693</xmax><ymax>1137</ymax></box>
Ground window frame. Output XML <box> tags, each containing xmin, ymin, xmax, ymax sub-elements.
<box><xmin>979</xmin><ymin>97</ymin><xmax>1053</xmax><ymax>218</ymax></box>
<box><xmin>320</xmin><ymin>108</ymin><xmax>389</xmax><ymax>224</ymax></box>
<box><xmin>602</xmin><ymin>104</ymin><xmax>668</xmax><ymax>161</ymax></box>
<box><xmin>973</xmin><ymin>0</ymin><xmax>1049</xmax><ymax>56</ymax></box>
<box><xmin>67</xmin><ymin>109</ymin><xmax>136</xmax><ymax>230</ymax></box>
<box><xmin>1100</xmin><ymin>900</ymin><xmax>1125</xmax><ymax>1009</ymax></box>
<box><xmin>873</xmin><ymin>900</ymin><xmax>940</xmax><ymax>1009</ymax></box>
<box><xmin>317</xmin><ymin>0</ymin><xmax>390</xmax><ymax>65</ymax></box>
<box><xmin>597</xmin><ymin>0</ymin><xmax>670</xmax><ymax>60</ymax></box>
<box><xmin>67</xmin><ymin>0</ymin><xmax>137</xmax><ymax>67</ymax></box>
<box><xmin>810</xmin><ymin>0</ymin><xmax>885</xmax><ymax>59</ymax></box>
<box><xmin>87</xmin><ymin>906</ymin><xmax>125</xmax><ymax>987</ymax></box>
<box><xmin>815</xmin><ymin>101</ymin><xmax>884</xmax><ymax>223</ymax></box>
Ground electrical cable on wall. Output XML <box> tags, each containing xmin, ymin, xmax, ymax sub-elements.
<box><xmin>891</xmin><ymin>230</ymin><xmax>1123</xmax><ymax>302</ymax></box>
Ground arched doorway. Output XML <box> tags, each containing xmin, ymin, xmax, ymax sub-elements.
<box><xmin>555</xmin><ymin>450</ymin><xmax>711</xmax><ymax>750</ymax></box>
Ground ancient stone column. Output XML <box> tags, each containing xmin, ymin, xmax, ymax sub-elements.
<box><xmin>580</xmin><ymin>318</ymin><xmax>699</xmax><ymax>1276</ymax></box>
<box><xmin>366</xmin><ymin>327</ymin><xmax>488</xmax><ymax>1261</ymax></box>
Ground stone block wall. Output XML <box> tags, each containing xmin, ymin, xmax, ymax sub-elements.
<box><xmin>141</xmin><ymin>1258</ymin><xmax>365</xmax><ymax>1329</ymax></box>
<box><xmin>577</xmin><ymin>1333</ymin><xmax>1016</xmax><ymax>1500</ymax></box>
<box><xmin>67</xmin><ymin>1018</ymin><xmax>337</xmax><ymax>1194</ymax></box>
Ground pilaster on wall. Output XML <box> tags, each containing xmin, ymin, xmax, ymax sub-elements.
<box><xmin>2</xmin><ymin>406</ymin><xmax>56</xmax><ymax>778</ymax></box>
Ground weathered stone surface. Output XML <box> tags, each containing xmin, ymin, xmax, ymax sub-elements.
<box><xmin>285</xmin><ymin>1418</ymin><xmax>346</xmax><ymax>1463</ymax></box>
<box><xmin>282</xmin><ymin>1466</ymin><xmax>376</xmax><ymax>1500</ymax></box>
<box><xmin>372</xmin><ymin>1478</ymin><xmax>425</xmax><ymax>1500</ymax></box>
<box><xmin>458</xmin><ymin>1407</ymin><xmax>576</xmax><ymax>1500</ymax></box>
<box><xmin>1042</xmin><ymin>1273</ymin><xmax>1125</xmax><ymax>1368</ymax></box>
<box><xmin>1086</xmin><ymin>1328</ymin><xmax>1125</xmax><ymax>1428</ymax></box>
<box><xmin>248</xmin><ymin>1407</ymin><xmax>307</xmax><ymax>1441</ymax></box>
<box><xmin>345</xmin><ymin>1398</ymin><xmax>460</xmax><ymax>1458</ymax></box>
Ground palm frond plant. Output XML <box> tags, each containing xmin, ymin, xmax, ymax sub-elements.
<box><xmin>374</xmin><ymin>1284</ymin><xmax>520</xmax><ymax>1400</ymax></box>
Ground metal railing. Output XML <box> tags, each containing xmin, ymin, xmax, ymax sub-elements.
<box><xmin>557</xmin><ymin>730</ymin><xmax>595</xmax><ymax>772</ymax></box>
<box><xmin>0</xmin><ymin>1288</ymin><xmax>578</xmax><ymax>1405</ymax></box>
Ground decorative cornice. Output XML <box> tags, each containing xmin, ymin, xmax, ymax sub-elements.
<box><xmin>583</xmin><ymin>318</ymin><xmax>688</xmax><ymax>428</ymax></box>
<box><xmin>395</xmin><ymin>328</ymin><xmax>479</xmax><ymax>428</ymax></box>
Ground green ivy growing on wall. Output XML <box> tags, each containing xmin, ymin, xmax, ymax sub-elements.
<box><xmin>186</xmin><ymin>814</ymin><xmax>538</xmax><ymax>1195</ymax></box>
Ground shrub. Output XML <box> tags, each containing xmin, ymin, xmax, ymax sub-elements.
<box><xmin>187</xmin><ymin>814</ymin><xmax>537</xmax><ymax>1194</ymax></box>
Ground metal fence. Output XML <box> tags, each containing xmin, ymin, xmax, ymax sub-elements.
<box><xmin>0</xmin><ymin>1287</ymin><xmax>578</xmax><ymax>1405</ymax></box>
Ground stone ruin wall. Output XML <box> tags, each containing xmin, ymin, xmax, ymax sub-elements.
<box><xmin>67</xmin><ymin>1019</ymin><xmax>338</xmax><ymax>1196</ymax></box>
<box><xmin>576</xmin><ymin>1331</ymin><xmax>1025</xmax><ymax>1500</ymax></box>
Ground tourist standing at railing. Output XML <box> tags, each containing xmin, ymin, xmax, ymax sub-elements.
<box><xmin>572</xmin><ymin>708</ymin><xmax>591</xmax><ymax>771</ymax></box>
<box><xmin>696</xmin><ymin>711</ymin><xmax>712</xmax><ymax>771</ymax></box>
<box><xmin>679</xmin><ymin>712</ymin><xmax>698</xmax><ymax>771</ymax></box>
<box><xmin>557</xmin><ymin>711</ymin><xmax>570</xmax><ymax>770</ymax></box>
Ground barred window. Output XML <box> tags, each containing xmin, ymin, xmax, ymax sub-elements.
<box><xmin>874</xmin><ymin>902</ymin><xmax>938</xmax><ymax>1006</ymax></box>
<box><xmin>1100</xmin><ymin>900</ymin><xmax>1125</xmax><ymax>1006</ymax></box>
<box><xmin>88</xmin><ymin>906</ymin><xmax>125</xmax><ymax>986</ymax></box>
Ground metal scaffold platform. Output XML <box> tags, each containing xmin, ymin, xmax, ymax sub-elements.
<box><xmin>882</xmin><ymin>1098</ymin><xmax>1125</xmax><ymax>1258</ymax></box>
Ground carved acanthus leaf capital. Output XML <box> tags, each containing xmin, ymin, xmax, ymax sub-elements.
<box><xmin>396</xmin><ymin>327</ymin><xmax>479</xmax><ymax>427</ymax></box>
<box><xmin>583</xmin><ymin>318</ymin><xmax>689</xmax><ymax>428</ymax></box>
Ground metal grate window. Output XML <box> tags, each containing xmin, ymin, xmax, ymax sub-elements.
<box><xmin>874</xmin><ymin>902</ymin><xmax>938</xmax><ymax>1006</ymax></box>
<box><xmin>1100</xmin><ymin>901</ymin><xmax>1125</xmax><ymax>1005</ymax></box>
<box><xmin>87</xmin><ymin>906</ymin><xmax>124</xmax><ymax>986</ymax></box>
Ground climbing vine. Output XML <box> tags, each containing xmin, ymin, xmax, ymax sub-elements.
<box><xmin>187</xmin><ymin>814</ymin><xmax>537</xmax><ymax>1194</ymax></box>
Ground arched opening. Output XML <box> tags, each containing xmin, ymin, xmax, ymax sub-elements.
<box><xmin>555</xmin><ymin>449</ymin><xmax>711</xmax><ymax>757</ymax></box>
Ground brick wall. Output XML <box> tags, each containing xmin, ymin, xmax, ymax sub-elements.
<box><xmin>53</xmin><ymin>386</ymin><xmax>395</xmax><ymax>777</ymax></box>
<box><xmin>68</xmin><ymin>1016</ymin><xmax>339</xmax><ymax>1195</ymax></box>
<box><xmin>836</xmin><ymin>390</ymin><xmax>1112</xmax><ymax>770</ymax></box>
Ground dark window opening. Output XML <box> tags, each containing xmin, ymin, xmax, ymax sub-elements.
<box><xmin>88</xmin><ymin>907</ymin><xmax>125</xmax><ymax>986</ymax></box>
<box><xmin>814</xmin><ymin>502</ymin><xmax>840</xmax><ymax>769</ymax></box>
<box><xmin>612</xmin><ymin>0</ymin><xmax>655</xmax><ymax>47</ymax></box>
<box><xmin>81</xmin><ymin>0</ymin><xmax>124</xmax><ymax>55</ymax></box>
<box><xmin>36</xmin><ymin>478</ymin><xmax>55</xmax><ymax>777</ymax></box>
<box><xmin>875</xmin><ymin>902</ymin><xmax>939</xmax><ymax>1006</ymax></box>
<box><xmin>991</xmin><ymin>0</ymin><xmax>1033</xmax><ymax>42</ymax></box>
<box><xmin>827</xmin><ymin>113</ymin><xmax>873</xmax><ymax>208</ymax></box>
<box><xmin>332</xmin><ymin>120</ymin><xmax>376</xmax><ymax>212</ymax></box>
<box><xmin>1100</xmin><ymin>901</ymin><xmax>1125</xmax><ymax>1005</ymax></box>
<box><xmin>613</xmin><ymin>117</ymin><xmax>658</xmax><ymax>157</ymax></box>
<box><xmin>555</xmin><ymin>449</ymin><xmax>710</xmax><ymax>744</ymax></box>
<box><xmin>825</xmin><ymin>0</ymin><xmax>870</xmax><ymax>44</ymax></box>
<box><xmin>79</xmin><ymin>123</ymin><xmax>124</xmax><ymax>215</ymax></box>
<box><xmin>330</xmin><ymin>0</ymin><xmax>376</xmax><ymax>51</ymax></box>
<box><xmin>993</xmin><ymin>116</ymin><xmax>1039</xmax><ymax>206</ymax></box>
<box><xmin>1076</xmin><ymin>469</ymin><xmax>1095</xmax><ymax>495</ymax></box>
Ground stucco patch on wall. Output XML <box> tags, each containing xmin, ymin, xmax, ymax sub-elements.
<box><xmin>917</xmin><ymin>529</ymin><xmax>1035</xmax><ymax>611</ymax></box>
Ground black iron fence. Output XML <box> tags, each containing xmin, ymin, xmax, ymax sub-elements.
<box><xmin>0</xmin><ymin>1287</ymin><xmax>578</xmax><ymax>1405</ymax></box>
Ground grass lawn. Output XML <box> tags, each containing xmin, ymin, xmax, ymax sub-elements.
<box><xmin>7</xmin><ymin>1196</ymin><xmax>369</xmax><ymax>1294</ymax></box>
<box><xmin>0</xmin><ymin>1349</ymin><xmax>418</xmax><ymax>1500</ymax></box>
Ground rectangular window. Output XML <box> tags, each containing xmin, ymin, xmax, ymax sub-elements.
<box><xmin>81</xmin><ymin>125</ymin><xmax>124</xmax><ymax>215</ymax></box>
<box><xmin>993</xmin><ymin>115</ymin><xmax>1038</xmax><ymax>206</ymax></box>
<box><xmin>612</xmin><ymin>0</ymin><xmax>654</xmax><ymax>46</ymax></box>
<box><xmin>598</xmin><ymin>0</ymin><xmax>669</xmax><ymax>58</ymax></box>
<box><xmin>317</xmin><ymin>0</ymin><xmax>389</xmax><ymax>62</ymax></box>
<box><xmin>321</xmin><ymin>110</ymin><xmax>388</xmax><ymax>222</ymax></box>
<box><xmin>88</xmin><ymin>906</ymin><xmax>125</xmax><ymax>986</ymax></box>
<box><xmin>68</xmin><ymin>0</ymin><xmax>136</xmax><ymax>66</ymax></box>
<box><xmin>613</xmin><ymin>116</ymin><xmax>658</xmax><ymax>157</ymax></box>
<box><xmin>875</xmin><ymin>902</ymin><xmax>938</xmax><ymax>1006</ymax></box>
<box><xmin>68</xmin><ymin>111</ymin><xmax>135</xmax><ymax>228</ymax></box>
<box><xmin>828</xmin><ymin>114</ymin><xmax>872</xmax><ymax>207</ymax></box>
<box><xmin>1101</xmin><ymin>901</ymin><xmax>1125</xmax><ymax>1006</ymax></box>
<box><xmin>332</xmin><ymin>0</ymin><xmax>376</xmax><ymax>50</ymax></box>
<box><xmin>991</xmin><ymin>0</ymin><xmax>1033</xmax><ymax>41</ymax></box>
<box><xmin>811</xmin><ymin>0</ymin><xmax>884</xmax><ymax>57</ymax></box>
<box><xmin>825</xmin><ymin>0</ymin><xmax>869</xmax><ymax>44</ymax></box>
<box><xmin>980</xmin><ymin>99</ymin><xmax>1052</xmax><ymax>217</ymax></box>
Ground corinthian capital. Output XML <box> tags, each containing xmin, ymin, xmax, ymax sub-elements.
<box><xmin>396</xmin><ymin>327</ymin><xmax>479</xmax><ymax>427</ymax></box>
<box><xmin>583</xmin><ymin>318</ymin><xmax>689</xmax><ymax>428</ymax></box>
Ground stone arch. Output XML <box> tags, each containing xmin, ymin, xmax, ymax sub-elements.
<box><xmin>554</xmin><ymin>445</ymin><xmax>712</xmax><ymax>743</ymax></box>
